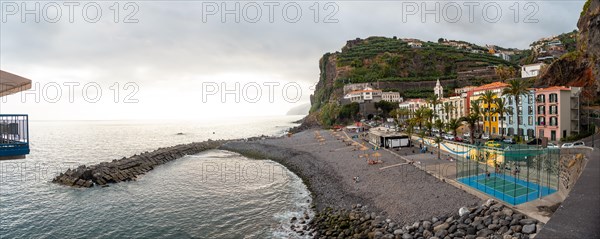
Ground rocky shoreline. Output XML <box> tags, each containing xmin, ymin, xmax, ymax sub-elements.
<box><xmin>51</xmin><ymin>129</ymin><xmax>546</xmax><ymax>238</ymax></box>
<box><xmin>52</xmin><ymin>140</ymin><xmax>225</xmax><ymax>187</ymax></box>
<box><xmin>303</xmin><ymin>199</ymin><xmax>542</xmax><ymax>239</ymax></box>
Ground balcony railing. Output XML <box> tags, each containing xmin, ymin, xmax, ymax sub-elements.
<box><xmin>0</xmin><ymin>114</ymin><xmax>29</xmax><ymax>158</ymax></box>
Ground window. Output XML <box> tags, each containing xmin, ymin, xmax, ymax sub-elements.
<box><xmin>537</xmin><ymin>94</ymin><xmax>545</xmax><ymax>103</ymax></box>
<box><xmin>550</xmin><ymin>105</ymin><xmax>558</xmax><ymax>114</ymax></box>
<box><xmin>550</xmin><ymin>116</ymin><xmax>558</xmax><ymax>126</ymax></box>
<box><xmin>528</xmin><ymin>95</ymin><xmax>533</xmax><ymax>104</ymax></box>
<box><xmin>538</xmin><ymin>105</ymin><xmax>545</xmax><ymax>115</ymax></box>
<box><xmin>508</xmin><ymin>97</ymin><xmax>513</xmax><ymax>105</ymax></box>
<box><xmin>508</xmin><ymin>116</ymin><xmax>513</xmax><ymax>124</ymax></box>
<box><xmin>549</xmin><ymin>93</ymin><xmax>558</xmax><ymax>103</ymax></box>
<box><xmin>538</xmin><ymin>116</ymin><xmax>545</xmax><ymax>125</ymax></box>
<box><xmin>518</xmin><ymin>116</ymin><xmax>523</xmax><ymax>125</ymax></box>
<box><xmin>551</xmin><ymin>130</ymin><xmax>556</xmax><ymax>141</ymax></box>
<box><xmin>528</xmin><ymin>106</ymin><xmax>533</xmax><ymax>115</ymax></box>
<box><xmin>518</xmin><ymin>106</ymin><xmax>523</xmax><ymax>115</ymax></box>
<box><xmin>528</xmin><ymin>116</ymin><xmax>533</xmax><ymax>125</ymax></box>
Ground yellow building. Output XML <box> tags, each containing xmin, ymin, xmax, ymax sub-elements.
<box><xmin>467</xmin><ymin>82</ymin><xmax>509</xmax><ymax>136</ymax></box>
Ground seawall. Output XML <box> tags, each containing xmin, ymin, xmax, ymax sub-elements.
<box><xmin>52</xmin><ymin>140</ymin><xmax>225</xmax><ymax>188</ymax></box>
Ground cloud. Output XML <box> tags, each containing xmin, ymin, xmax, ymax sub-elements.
<box><xmin>0</xmin><ymin>1</ymin><xmax>586</xmax><ymax>120</ymax></box>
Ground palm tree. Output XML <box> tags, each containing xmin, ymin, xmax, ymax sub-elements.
<box><xmin>446</xmin><ymin>118</ymin><xmax>461</xmax><ymax>138</ymax></box>
<box><xmin>434</xmin><ymin>119</ymin><xmax>445</xmax><ymax>136</ymax></box>
<box><xmin>462</xmin><ymin>113</ymin><xmax>480</xmax><ymax>144</ymax></box>
<box><xmin>427</xmin><ymin>94</ymin><xmax>441</xmax><ymax>121</ymax></box>
<box><xmin>503</xmin><ymin>79</ymin><xmax>530</xmax><ymax>142</ymax></box>
<box><xmin>406</xmin><ymin>119</ymin><xmax>416</xmax><ymax>146</ymax></box>
<box><xmin>390</xmin><ymin>109</ymin><xmax>401</xmax><ymax>125</ymax></box>
<box><xmin>481</xmin><ymin>90</ymin><xmax>496</xmax><ymax>137</ymax></box>
<box><xmin>442</xmin><ymin>102</ymin><xmax>455</xmax><ymax>122</ymax></box>
<box><xmin>413</xmin><ymin>107</ymin><xmax>426</xmax><ymax>132</ymax></box>
<box><xmin>425</xmin><ymin>121</ymin><xmax>433</xmax><ymax>138</ymax></box>
<box><xmin>397</xmin><ymin>108</ymin><xmax>409</xmax><ymax>124</ymax></box>
<box><xmin>470</xmin><ymin>100</ymin><xmax>483</xmax><ymax>136</ymax></box>
<box><xmin>494</xmin><ymin>98</ymin><xmax>510</xmax><ymax>139</ymax></box>
<box><xmin>433</xmin><ymin>136</ymin><xmax>443</xmax><ymax>160</ymax></box>
<box><xmin>418</xmin><ymin>129</ymin><xmax>426</xmax><ymax>147</ymax></box>
<box><xmin>423</xmin><ymin>108</ymin><xmax>434</xmax><ymax>136</ymax></box>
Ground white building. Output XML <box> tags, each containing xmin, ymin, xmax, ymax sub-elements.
<box><xmin>494</xmin><ymin>53</ymin><xmax>511</xmax><ymax>61</ymax></box>
<box><xmin>521</xmin><ymin>63</ymin><xmax>546</xmax><ymax>78</ymax></box>
<box><xmin>343</xmin><ymin>87</ymin><xmax>382</xmax><ymax>103</ymax></box>
<box><xmin>408</xmin><ymin>42</ymin><xmax>422</xmax><ymax>48</ymax></box>
<box><xmin>434</xmin><ymin>79</ymin><xmax>444</xmax><ymax>99</ymax></box>
<box><xmin>382</xmin><ymin>92</ymin><xmax>402</xmax><ymax>102</ymax></box>
<box><xmin>398</xmin><ymin>99</ymin><xmax>427</xmax><ymax>115</ymax></box>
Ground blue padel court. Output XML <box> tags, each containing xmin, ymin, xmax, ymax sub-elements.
<box><xmin>458</xmin><ymin>173</ymin><xmax>557</xmax><ymax>205</ymax></box>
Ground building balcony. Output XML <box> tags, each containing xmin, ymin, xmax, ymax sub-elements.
<box><xmin>0</xmin><ymin>114</ymin><xmax>29</xmax><ymax>159</ymax></box>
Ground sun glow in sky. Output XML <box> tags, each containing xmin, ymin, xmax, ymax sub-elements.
<box><xmin>0</xmin><ymin>1</ymin><xmax>586</xmax><ymax>120</ymax></box>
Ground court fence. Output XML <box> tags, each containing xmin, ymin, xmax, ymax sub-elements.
<box><xmin>453</xmin><ymin>142</ymin><xmax>560</xmax><ymax>205</ymax></box>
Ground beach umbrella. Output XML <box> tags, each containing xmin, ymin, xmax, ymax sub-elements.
<box><xmin>359</xmin><ymin>146</ymin><xmax>370</xmax><ymax>159</ymax></box>
<box><xmin>372</xmin><ymin>152</ymin><xmax>381</xmax><ymax>158</ymax></box>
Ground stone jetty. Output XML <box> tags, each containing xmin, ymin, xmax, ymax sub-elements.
<box><xmin>305</xmin><ymin>199</ymin><xmax>542</xmax><ymax>239</ymax></box>
<box><xmin>52</xmin><ymin>140</ymin><xmax>224</xmax><ymax>188</ymax></box>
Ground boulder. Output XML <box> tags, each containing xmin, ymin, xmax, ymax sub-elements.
<box><xmin>459</xmin><ymin>207</ymin><xmax>470</xmax><ymax>216</ymax></box>
<box><xmin>522</xmin><ymin>224</ymin><xmax>536</xmax><ymax>234</ymax></box>
<box><xmin>502</xmin><ymin>208</ymin><xmax>514</xmax><ymax>217</ymax></box>
<box><xmin>519</xmin><ymin>218</ymin><xmax>536</xmax><ymax>225</ymax></box>
<box><xmin>433</xmin><ymin>222</ymin><xmax>449</xmax><ymax>233</ymax></box>
<box><xmin>477</xmin><ymin>229</ymin><xmax>494</xmax><ymax>237</ymax></box>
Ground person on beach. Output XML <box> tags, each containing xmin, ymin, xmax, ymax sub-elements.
<box><xmin>486</xmin><ymin>170</ymin><xmax>491</xmax><ymax>178</ymax></box>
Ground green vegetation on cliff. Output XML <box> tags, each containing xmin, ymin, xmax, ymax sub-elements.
<box><xmin>336</xmin><ymin>37</ymin><xmax>512</xmax><ymax>84</ymax></box>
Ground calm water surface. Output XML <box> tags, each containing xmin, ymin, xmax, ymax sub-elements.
<box><xmin>0</xmin><ymin>116</ymin><xmax>312</xmax><ymax>238</ymax></box>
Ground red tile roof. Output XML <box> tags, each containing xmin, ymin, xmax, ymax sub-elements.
<box><xmin>472</xmin><ymin>82</ymin><xmax>509</xmax><ymax>92</ymax></box>
<box><xmin>535</xmin><ymin>86</ymin><xmax>571</xmax><ymax>92</ymax></box>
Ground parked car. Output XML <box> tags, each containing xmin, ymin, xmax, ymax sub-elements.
<box><xmin>444</xmin><ymin>134</ymin><xmax>454</xmax><ymax>140</ymax></box>
<box><xmin>502</xmin><ymin>138</ymin><xmax>515</xmax><ymax>144</ymax></box>
<box><xmin>562</xmin><ymin>143</ymin><xmax>574</xmax><ymax>148</ymax></box>
<box><xmin>454</xmin><ymin>136</ymin><xmax>464</xmax><ymax>142</ymax></box>
<box><xmin>485</xmin><ymin>140</ymin><xmax>501</xmax><ymax>148</ymax></box>
<box><xmin>547</xmin><ymin>143</ymin><xmax>559</xmax><ymax>149</ymax></box>
<box><xmin>463</xmin><ymin>132</ymin><xmax>470</xmax><ymax>138</ymax></box>
<box><xmin>481</xmin><ymin>134</ymin><xmax>490</xmax><ymax>140</ymax></box>
<box><xmin>573</xmin><ymin>141</ymin><xmax>585</xmax><ymax>147</ymax></box>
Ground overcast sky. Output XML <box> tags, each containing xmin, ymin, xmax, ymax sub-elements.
<box><xmin>0</xmin><ymin>1</ymin><xmax>586</xmax><ymax>120</ymax></box>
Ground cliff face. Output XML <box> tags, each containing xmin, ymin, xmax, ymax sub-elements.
<box><xmin>536</xmin><ymin>0</ymin><xmax>600</xmax><ymax>101</ymax></box>
<box><xmin>308</xmin><ymin>37</ymin><xmax>515</xmax><ymax>115</ymax></box>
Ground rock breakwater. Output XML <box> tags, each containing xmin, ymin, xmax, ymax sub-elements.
<box><xmin>52</xmin><ymin>140</ymin><xmax>224</xmax><ymax>187</ymax></box>
<box><xmin>306</xmin><ymin>199</ymin><xmax>542</xmax><ymax>239</ymax></box>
